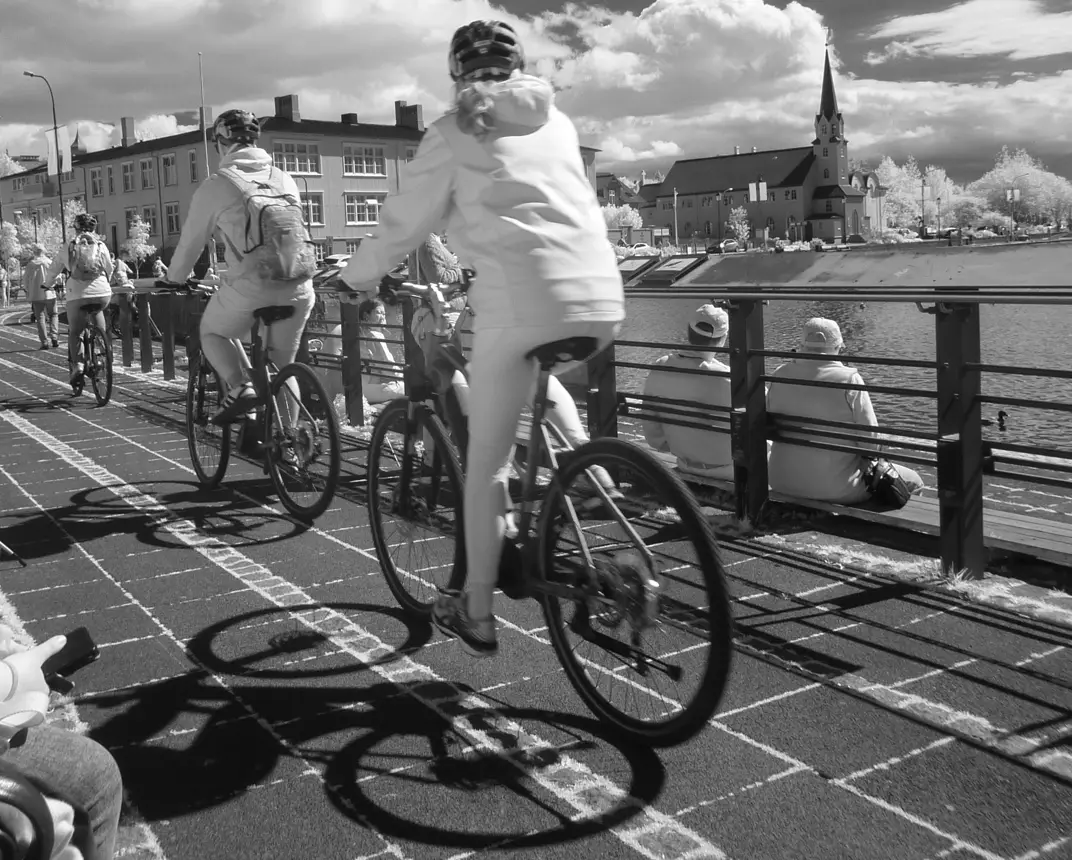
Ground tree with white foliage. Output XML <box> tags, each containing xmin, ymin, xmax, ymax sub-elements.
<box><xmin>120</xmin><ymin>215</ymin><xmax>156</xmax><ymax>277</ymax></box>
<box><xmin>0</xmin><ymin>152</ymin><xmax>22</xmax><ymax>179</ymax></box>
<box><xmin>726</xmin><ymin>206</ymin><xmax>750</xmax><ymax>243</ymax></box>
<box><xmin>601</xmin><ymin>203</ymin><xmax>643</xmax><ymax>230</ymax></box>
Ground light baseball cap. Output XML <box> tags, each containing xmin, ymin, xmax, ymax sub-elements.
<box><xmin>689</xmin><ymin>304</ymin><xmax>729</xmax><ymax>339</ymax></box>
<box><xmin>800</xmin><ymin>317</ymin><xmax>843</xmax><ymax>353</ymax></box>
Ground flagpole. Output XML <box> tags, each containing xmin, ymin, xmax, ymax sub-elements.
<box><xmin>198</xmin><ymin>52</ymin><xmax>216</xmax><ymax>274</ymax></box>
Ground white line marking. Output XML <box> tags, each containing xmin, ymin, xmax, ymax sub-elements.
<box><xmin>0</xmin><ymin>397</ymin><xmax>729</xmax><ymax>860</ymax></box>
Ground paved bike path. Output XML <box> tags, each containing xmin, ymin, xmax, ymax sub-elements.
<box><xmin>1</xmin><ymin>314</ymin><xmax>1070</xmax><ymax>860</ymax></box>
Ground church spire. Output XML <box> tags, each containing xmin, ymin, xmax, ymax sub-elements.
<box><xmin>817</xmin><ymin>49</ymin><xmax>840</xmax><ymax>123</ymax></box>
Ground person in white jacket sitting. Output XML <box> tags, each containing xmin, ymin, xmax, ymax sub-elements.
<box><xmin>641</xmin><ymin>305</ymin><xmax>735</xmax><ymax>479</ymax></box>
<box><xmin>766</xmin><ymin>317</ymin><xmax>924</xmax><ymax>503</ymax></box>
<box><xmin>340</xmin><ymin>19</ymin><xmax>625</xmax><ymax>658</ymax></box>
<box><xmin>162</xmin><ymin>109</ymin><xmax>316</xmax><ymax>424</ymax></box>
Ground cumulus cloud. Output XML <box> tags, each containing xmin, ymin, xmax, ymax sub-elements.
<box><xmin>866</xmin><ymin>0</ymin><xmax>1072</xmax><ymax>61</ymax></box>
<box><xmin>0</xmin><ymin>0</ymin><xmax>1069</xmax><ymax>183</ymax></box>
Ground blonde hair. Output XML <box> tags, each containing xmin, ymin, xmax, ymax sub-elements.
<box><xmin>454</xmin><ymin>80</ymin><xmax>498</xmax><ymax>140</ymax></box>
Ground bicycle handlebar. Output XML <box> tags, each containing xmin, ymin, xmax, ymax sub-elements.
<box><xmin>376</xmin><ymin>268</ymin><xmax>476</xmax><ymax>304</ymax></box>
<box><xmin>142</xmin><ymin>279</ymin><xmax>216</xmax><ymax>296</ymax></box>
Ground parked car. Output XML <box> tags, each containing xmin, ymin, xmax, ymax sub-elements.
<box><xmin>707</xmin><ymin>238</ymin><xmax>739</xmax><ymax>254</ymax></box>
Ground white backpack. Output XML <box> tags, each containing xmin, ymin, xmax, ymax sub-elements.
<box><xmin>70</xmin><ymin>234</ymin><xmax>108</xmax><ymax>281</ymax></box>
<box><xmin>218</xmin><ymin>167</ymin><xmax>317</xmax><ymax>286</ymax></box>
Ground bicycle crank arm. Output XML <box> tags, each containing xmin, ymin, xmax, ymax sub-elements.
<box><xmin>568</xmin><ymin>607</ymin><xmax>683</xmax><ymax>681</ymax></box>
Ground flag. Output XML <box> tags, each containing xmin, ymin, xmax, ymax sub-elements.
<box><xmin>748</xmin><ymin>182</ymin><xmax>757</xmax><ymax>202</ymax></box>
<box><xmin>45</xmin><ymin>126</ymin><xmax>71</xmax><ymax>175</ymax></box>
<box><xmin>758</xmin><ymin>181</ymin><xmax>768</xmax><ymax>201</ymax></box>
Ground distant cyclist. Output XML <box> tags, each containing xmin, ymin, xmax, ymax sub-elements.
<box><xmin>64</xmin><ymin>213</ymin><xmax>113</xmax><ymax>384</ymax></box>
<box><xmin>340</xmin><ymin>20</ymin><xmax>625</xmax><ymax>657</ymax></box>
<box><xmin>163</xmin><ymin>108</ymin><xmax>318</xmax><ymax>424</ymax></box>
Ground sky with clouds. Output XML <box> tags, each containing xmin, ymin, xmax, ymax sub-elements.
<box><xmin>1</xmin><ymin>0</ymin><xmax>1069</xmax><ymax>185</ymax></box>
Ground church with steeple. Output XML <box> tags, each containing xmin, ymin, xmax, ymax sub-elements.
<box><xmin>649</xmin><ymin>49</ymin><xmax>869</xmax><ymax>244</ymax></box>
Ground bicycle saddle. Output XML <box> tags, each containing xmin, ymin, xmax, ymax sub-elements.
<box><xmin>526</xmin><ymin>337</ymin><xmax>600</xmax><ymax>368</ymax></box>
<box><xmin>252</xmin><ymin>306</ymin><xmax>296</xmax><ymax>325</ymax></box>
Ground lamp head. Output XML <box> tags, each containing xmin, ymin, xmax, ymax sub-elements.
<box><xmin>23</xmin><ymin>71</ymin><xmax>35</xmax><ymax>78</ymax></box>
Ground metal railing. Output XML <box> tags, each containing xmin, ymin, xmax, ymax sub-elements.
<box><xmin>114</xmin><ymin>280</ymin><xmax>1072</xmax><ymax>578</ymax></box>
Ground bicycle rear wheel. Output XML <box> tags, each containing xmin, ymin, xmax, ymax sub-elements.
<box><xmin>265</xmin><ymin>361</ymin><xmax>341</xmax><ymax>521</ymax></box>
<box><xmin>538</xmin><ymin>437</ymin><xmax>733</xmax><ymax>746</ymax></box>
<box><xmin>186</xmin><ymin>351</ymin><xmax>231</xmax><ymax>487</ymax></box>
<box><xmin>86</xmin><ymin>326</ymin><xmax>113</xmax><ymax>406</ymax></box>
<box><xmin>367</xmin><ymin>399</ymin><xmax>466</xmax><ymax>617</ymax></box>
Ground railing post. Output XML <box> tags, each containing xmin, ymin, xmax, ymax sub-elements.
<box><xmin>185</xmin><ymin>293</ymin><xmax>204</xmax><ymax>369</ymax></box>
<box><xmin>728</xmin><ymin>298</ymin><xmax>768</xmax><ymax>523</ymax></box>
<box><xmin>934</xmin><ymin>300</ymin><xmax>985</xmax><ymax>578</ymax></box>
<box><xmin>400</xmin><ymin>298</ymin><xmax>417</xmax><ymax>400</ymax></box>
<box><xmin>340</xmin><ymin>300</ymin><xmax>365</xmax><ymax>427</ymax></box>
<box><xmin>119</xmin><ymin>292</ymin><xmax>134</xmax><ymax>367</ymax></box>
<box><xmin>160</xmin><ymin>293</ymin><xmax>176</xmax><ymax>380</ymax></box>
<box><xmin>137</xmin><ymin>293</ymin><xmax>153</xmax><ymax>372</ymax></box>
<box><xmin>585</xmin><ymin>342</ymin><xmax>618</xmax><ymax>439</ymax></box>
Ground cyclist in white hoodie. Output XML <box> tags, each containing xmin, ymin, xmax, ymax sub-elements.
<box><xmin>341</xmin><ymin>20</ymin><xmax>625</xmax><ymax>658</ymax></box>
<box><xmin>164</xmin><ymin>109</ymin><xmax>317</xmax><ymax>423</ymax></box>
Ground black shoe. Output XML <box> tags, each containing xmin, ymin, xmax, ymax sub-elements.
<box><xmin>50</xmin><ymin>338</ymin><xmax>58</xmax><ymax>348</ymax></box>
<box><xmin>39</xmin><ymin>343</ymin><xmax>49</xmax><ymax>350</ymax></box>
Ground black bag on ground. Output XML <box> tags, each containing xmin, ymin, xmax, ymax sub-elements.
<box><xmin>863</xmin><ymin>457</ymin><xmax>912</xmax><ymax>509</ymax></box>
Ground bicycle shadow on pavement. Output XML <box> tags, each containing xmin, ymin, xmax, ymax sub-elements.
<box><xmin>83</xmin><ymin>603</ymin><xmax>663</xmax><ymax>850</ymax></box>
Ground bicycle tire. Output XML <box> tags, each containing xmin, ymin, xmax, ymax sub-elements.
<box><xmin>186</xmin><ymin>351</ymin><xmax>231</xmax><ymax>487</ymax></box>
<box><xmin>367</xmin><ymin>399</ymin><xmax>466</xmax><ymax>618</ymax></box>
<box><xmin>87</xmin><ymin>326</ymin><xmax>113</xmax><ymax>406</ymax></box>
<box><xmin>537</xmin><ymin>437</ymin><xmax>733</xmax><ymax>746</ymax></box>
<box><xmin>265</xmin><ymin>362</ymin><xmax>341</xmax><ymax>521</ymax></box>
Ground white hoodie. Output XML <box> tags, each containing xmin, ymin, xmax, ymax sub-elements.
<box><xmin>341</xmin><ymin>74</ymin><xmax>625</xmax><ymax>329</ymax></box>
<box><xmin>169</xmin><ymin>146</ymin><xmax>310</xmax><ymax>296</ymax></box>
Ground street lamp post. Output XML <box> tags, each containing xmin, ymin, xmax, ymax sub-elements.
<box><xmin>1004</xmin><ymin>172</ymin><xmax>1029</xmax><ymax>238</ymax></box>
<box><xmin>23</xmin><ymin>71</ymin><xmax>66</xmax><ymax>244</ymax></box>
<box><xmin>937</xmin><ymin>196</ymin><xmax>942</xmax><ymax>235</ymax></box>
<box><xmin>672</xmin><ymin>187</ymin><xmax>679</xmax><ymax>247</ymax></box>
<box><xmin>920</xmin><ymin>177</ymin><xmax>927</xmax><ymax>238</ymax></box>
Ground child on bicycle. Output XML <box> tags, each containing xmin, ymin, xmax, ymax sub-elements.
<box><xmin>162</xmin><ymin>109</ymin><xmax>317</xmax><ymax>424</ymax></box>
<box><xmin>340</xmin><ymin>19</ymin><xmax>625</xmax><ymax>658</ymax></box>
<box><xmin>63</xmin><ymin>213</ymin><xmax>113</xmax><ymax>384</ymax></box>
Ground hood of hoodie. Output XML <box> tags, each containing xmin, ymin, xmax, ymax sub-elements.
<box><xmin>480</xmin><ymin>74</ymin><xmax>554</xmax><ymax>135</ymax></box>
<box><xmin>219</xmin><ymin>146</ymin><xmax>274</xmax><ymax>176</ymax></box>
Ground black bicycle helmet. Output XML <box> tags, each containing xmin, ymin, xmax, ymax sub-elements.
<box><xmin>73</xmin><ymin>213</ymin><xmax>97</xmax><ymax>233</ymax></box>
<box><xmin>448</xmin><ymin>20</ymin><xmax>525</xmax><ymax>82</ymax></box>
<box><xmin>212</xmin><ymin>109</ymin><xmax>260</xmax><ymax>145</ymax></box>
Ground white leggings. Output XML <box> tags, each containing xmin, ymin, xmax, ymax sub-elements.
<box><xmin>464</xmin><ymin>320</ymin><xmax>619</xmax><ymax>618</ymax></box>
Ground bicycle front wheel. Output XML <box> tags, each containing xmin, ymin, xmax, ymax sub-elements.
<box><xmin>367</xmin><ymin>399</ymin><xmax>466</xmax><ymax>617</ymax></box>
<box><xmin>86</xmin><ymin>327</ymin><xmax>113</xmax><ymax>406</ymax></box>
<box><xmin>538</xmin><ymin>437</ymin><xmax>733</xmax><ymax>746</ymax></box>
<box><xmin>186</xmin><ymin>351</ymin><xmax>231</xmax><ymax>487</ymax></box>
<box><xmin>265</xmin><ymin>362</ymin><xmax>341</xmax><ymax>521</ymax></box>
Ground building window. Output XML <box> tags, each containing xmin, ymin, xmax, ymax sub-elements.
<box><xmin>90</xmin><ymin>168</ymin><xmax>103</xmax><ymax>197</ymax></box>
<box><xmin>823</xmin><ymin>148</ymin><xmax>828</xmax><ymax>157</ymax></box>
<box><xmin>823</xmin><ymin>169</ymin><xmax>830</xmax><ymax>179</ymax></box>
<box><xmin>299</xmin><ymin>192</ymin><xmax>324</xmax><ymax>225</ymax></box>
<box><xmin>124</xmin><ymin>207</ymin><xmax>138</xmax><ymax>233</ymax></box>
<box><xmin>189</xmin><ymin>150</ymin><xmax>199</xmax><ymax>183</ymax></box>
<box><xmin>13</xmin><ymin>177</ymin><xmax>26</xmax><ymax>191</ymax></box>
<box><xmin>140</xmin><ymin>158</ymin><xmax>155</xmax><ymax>190</ymax></box>
<box><xmin>822</xmin><ymin>124</ymin><xmax>827</xmax><ymax>135</ymax></box>
<box><xmin>107</xmin><ymin>166</ymin><xmax>115</xmax><ymax>195</ymax></box>
<box><xmin>216</xmin><ymin>244</ymin><xmax>226</xmax><ymax>263</ymax></box>
<box><xmin>832</xmin><ymin>124</ymin><xmax>838</xmax><ymax>135</ymax></box>
<box><xmin>142</xmin><ymin>205</ymin><xmax>159</xmax><ymax>234</ymax></box>
<box><xmin>792</xmin><ymin>190</ymin><xmax>797</xmax><ymax>200</ymax></box>
<box><xmin>841</xmin><ymin>145</ymin><xmax>847</xmax><ymax>157</ymax></box>
<box><xmin>825</xmin><ymin>201</ymin><xmax>833</xmax><ymax>213</ymax></box>
<box><xmin>344</xmin><ymin>193</ymin><xmax>384</xmax><ymax>225</ymax></box>
<box><xmin>405</xmin><ymin>147</ymin><xmax>417</xmax><ymax>162</ymax></box>
<box><xmin>162</xmin><ymin>154</ymin><xmax>177</xmax><ymax>186</ymax></box>
<box><xmin>345</xmin><ymin>239</ymin><xmax>362</xmax><ymax>254</ymax></box>
<box><xmin>273</xmin><ymin>141</ymin><xmax>320</xmax><ymax>174</ymax></box>
<box><xmin>165</xmin><ymin>202</ymin><xmax>181</xmax><ymax>235</ymax></box>
<box><xmin>685</xmin><ymin>198</ymin><xmax>693</xmax><ymax>208</ymax></box>
<box><xmin>122</xmin><ymin>162</ymin><xmax>134</xmax><ymax>192</ymax></box>
<box><xmin>312</xmin><ymin>242</ymin><xmax>325</xmax><ymax>264</ymax></box>
<box><xmin>768</xmin><ymin>191</ymin><xmax>775</xmax><ymax>202</ymax></box>
<box><xmin>343</xmin><ymin>144</ymin><xmax>386</xmax><ymax>175</ymax></box>
<box><xmin>38</xmin><ymin>205</ymin><xmax>52</xmax><ymax>220</ymax></box>
<box><xmin>704</xmin><ymin>221</ymin><xmax>712</xmax><ymax>236</ymax></box>
<box><xmin>61</xmin><ymin>170</ymin><xmax>74</xmax><ymax>182</ymax></box>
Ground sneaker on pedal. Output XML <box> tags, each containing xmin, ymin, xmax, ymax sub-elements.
<box><xmin>432</xmin><ymin>590</ymin><xmax>498</xmax><ymax>658</ymax></box>
<box><xmin>69</xmin><ymin>363</ymin><xmax>84</xmax><ymax>384</ymax></box>
<box><xmin>211</xmin><ymin>382</ymin><xmax>258</xmax><ymax>425</ymax></box>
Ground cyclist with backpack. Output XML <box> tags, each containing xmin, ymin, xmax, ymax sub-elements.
<box><xmin>65</xmin><ymin>213</ymin><xmax>114</xmax><ymax>384</ymax></box>
<box><xmin>340</xmin><ymin>20</ymin><xmax>625</xmax><ymax>657</ymax></box>
<box><xmin>163</xmin><ymin>109</ymin><xmax>318</xmax><ymax>424</ymax></box>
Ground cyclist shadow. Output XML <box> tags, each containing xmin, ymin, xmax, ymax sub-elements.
<box><xmin>86</xmin><ymin>603</ymin><xmax>662</xmax><ymax>849</ymax></box>
<box><xmin>65</xmin><ymin>482</ymin><xmax>311</xmax><ymax>549</ymax></box>
<box><xmin>0</xmin><ymin>494</ymin><xmax>155</xmax><ymax>562</ymax></box>
<box><xmin>0</xmin><ymin>395</ymin><xmax>77</xmax><ymax>414</ymax></box>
